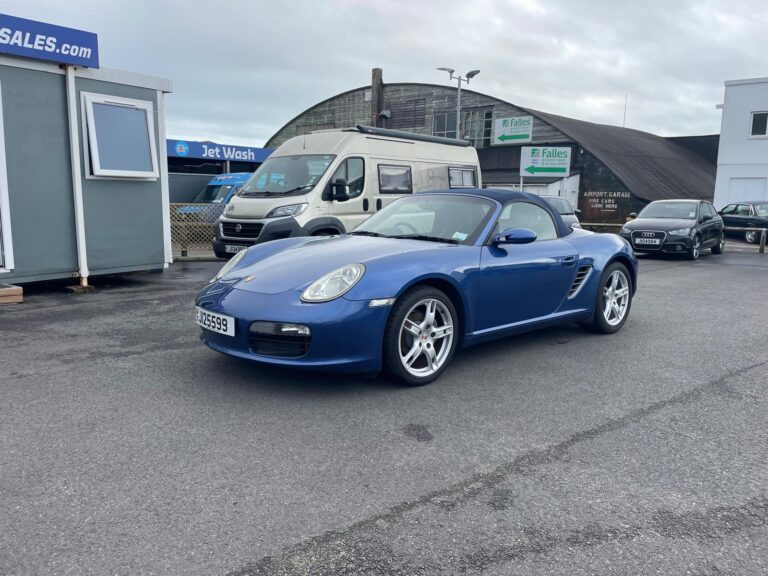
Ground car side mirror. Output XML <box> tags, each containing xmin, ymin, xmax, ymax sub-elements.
<box><xmin>701</xmin><ymin>213</ymin><xmax>713</xmax><ymax>222</ymax></box>
<box><xmin>717</xmin><ymin>210</ymin><xmax>723</xmax><ymax>215</ymax></box>
<box><xmin>330</xmin><ymin>178</ymin><xmax>350</xmax><ymax>202</ymax></box>
<box><xmin>493</xmin><ymin>227</ymin><xmax>537</xmax><ymax>245</ymax></box>
<box><xmin>628</xmin><ymin>212</ymin><xmax>638</xmax><ymax>220</ymax></box>
<box><xmin>574</xmin><ymin>208</ymin><xmax>582</xmax><ymax>217</ymax></box>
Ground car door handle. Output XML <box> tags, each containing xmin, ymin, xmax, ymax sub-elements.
<box><xmin>376</xmin><ymin>198</ymin><xmax>382</xmax><ymax>211</ymax></box>
<box><xmin>560</xmin><ymin>255</ymin><xmax>576</xmax><ymax>266</ymax></box>
<box><xmin>363</xmin><ymin>198</ymin><xmax>369</xmax><ymax>211</ymax></box>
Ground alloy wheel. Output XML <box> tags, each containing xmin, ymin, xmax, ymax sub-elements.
<box><xmin>602</xmin><ymin>269</ymin><xmax>630</xmax><ymax>327</ymax></box>
<box><xmin>398</xmin><ymin>298</ymin><xmax>454</xmax><ymax>378</ymax></box>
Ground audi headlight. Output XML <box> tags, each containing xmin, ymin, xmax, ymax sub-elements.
<box><xmin>620</xmin><ymin>225</ymin><xmax>630</xmax><ymax>234</ymax></box>
<box><xmin>668</xmin><ymin>227</ymin><xmax>692</xmax><ymax>236</ymax></box>
<box><xmin>301</xmin><ymin>264</ymin><xmax>365</xmax><ymax>303</ymax></box>
<box><xmin>266</xmin><ymin>203</ymin><xmax>308</xmax><ymax>218</ymax></box>
<box><xmin>210</xmin><ymin>248</ymin><xmax>248</xmax><ymax>283</ymax></box>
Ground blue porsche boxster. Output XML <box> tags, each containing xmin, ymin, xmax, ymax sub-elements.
<box><xmin>195</xmin><ymin>189</ymin><xmax>637</xmax><ymax>385</ymax></box>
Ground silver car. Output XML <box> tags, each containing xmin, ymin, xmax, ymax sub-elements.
<box><xmin>541</xmin><ymin>196</ymin><xmax>581</xmax><ymax>228</ymax></box>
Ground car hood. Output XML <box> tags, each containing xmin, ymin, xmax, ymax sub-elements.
<box><xmin>623</xmin><ymin>218</ymin><xmax>695</xmax><ymax>231</ymax></box>
<box><xmin>230</xmin><ymin>235</ymin><xmax>456</xmax><ymax>294</ymax></box>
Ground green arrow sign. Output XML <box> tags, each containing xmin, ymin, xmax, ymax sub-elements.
<box><xmin>497</xmin><ymin>133</ymin><xmax>530</xmax><ymax>142</ymax></box>
<box><xmin>524</xmin><ymin>165</ymin><xmax>568</xmax><ymax>174</ymax></box>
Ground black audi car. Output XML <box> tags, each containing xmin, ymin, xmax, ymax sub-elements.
<box><xmin>718</xmin><ymin>201</ymin><xmax>768</xmax><ymax>243</ymax></box>
<box><xmin>619</xmin><ymin>199</ymin><xmax>724</xmax><ymax>259</ymax></box>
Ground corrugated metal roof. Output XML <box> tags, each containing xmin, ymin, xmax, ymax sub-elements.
<box><xmin>522</xmin><ymin>109</ymin><xmax>716</xmax><ymax>202</ymax></box>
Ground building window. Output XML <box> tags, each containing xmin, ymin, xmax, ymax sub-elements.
<box><xmin>751</xmin><ymin>112</ymin><xmax>768</xmax><ymax>137</ymax></box>
<box><xmin>461</xmin><ymin>107</ymin><xmax>493</xmax><ymax>148</ymax></box>
<box><xmin>378</xmin><ymin>165</ymin><xmax>412</xmax><ymax>194</ymax></box>
<box><xmin>433</xmin><ymin>112</ymin><xmax>457</xmax><ymax>139</ymax></box>
<box><xmin>449</xmin><ymin>167</ymin><xmax>476</xmax><ymax>188</ymax></box>
<box><xmin>82</xmin><ymin>93</ymin><xmax>159</xmax><ymax>178</ymax></box>
<box><xmin>386</xmin><ymin>98</ymin><xmax>426</xmax><ymax>129</ymax></box>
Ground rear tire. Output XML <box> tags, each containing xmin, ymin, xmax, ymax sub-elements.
<box><xmin>745</xmin><ymin>230</ymin><xmax>758</xmax><ymax>244</ymax></box>
<box><xmin>711</xmin><ymin>234</ymin><xmax>725</xmax><ymax>254</ymax></box>
<box><xmin>383</xmin><ymin>286</ymin><xmax>458</xmax><ymax>386</ymax></box>
<box><xmin>581</xmin><ymin>262</ymin><xmax>633</xmax><ymax>334</ymax></box>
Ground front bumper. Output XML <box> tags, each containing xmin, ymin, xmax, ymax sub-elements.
<box><xmin>620</xmin><ymin>232</ymin><xmax>693</xmax><ymax>254</ymax></box>
<box><xmin>213</xmin><ymin>216</ymin><xmax>304</xmax><ymax>256</ymax></box>
<box><xmin>195</xmin><ymin>283</ymin><xmax>390</xmax><ymax>372</ymax></box>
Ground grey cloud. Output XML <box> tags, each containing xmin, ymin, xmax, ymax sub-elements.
<box><xmin>6</xmin><ymin>0</ymin><xmax>767</xmax><ymax>145</ymax></box>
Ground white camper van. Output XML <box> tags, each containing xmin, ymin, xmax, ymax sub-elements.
<box><xmin>212</xmin><ymin>125</ymin><xmax>481</xmax><ymax>257</ymax></box>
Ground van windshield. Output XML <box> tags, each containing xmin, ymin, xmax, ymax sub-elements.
<box><xmin>239</xmin><ymin>154</ymin><xmax>335</xmax><ymax>197</ymax></box>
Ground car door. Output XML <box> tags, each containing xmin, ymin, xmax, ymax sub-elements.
<box><xmin>697</xmin><ymin>202</ymin><xmax>718</xmax><ymax>246</ymax></box>
<box><xmin>326</xmin><ymin>157</ymin><xmax>371</xmax><ymax>231</ymax></box>
<box><xmin>476</xmin><ymin>201</ymin><xmax>578</xmax><ymax>331</ymax></box>
<box><xmin>719</xmin><ymin>204</ymin><xmax>738</xmax><ymax>229</ymax></box>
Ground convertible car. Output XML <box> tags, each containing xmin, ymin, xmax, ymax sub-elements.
<box><xmin>196</xmin><ymin>189</ymin><xmax>638</xmax><ymax>385</ymax></box>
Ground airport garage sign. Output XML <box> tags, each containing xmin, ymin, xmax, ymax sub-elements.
<box><xmin>0</xmin><ymin>13</ymin><xmax>99</xmax><ymax>68</ymax></box>
<box><xmin>493</xmin><ymin>116</ymin><xmax>533</xmax><ymax>144</ymax></box>
<box><xmin>521</xmin><ymin>146</ymin><xmax>571</xmax><ymax>177</ymax></box>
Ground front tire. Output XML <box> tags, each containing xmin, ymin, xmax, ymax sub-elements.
<box><xmin>745</xmin><ymin>230</ymin><xmax>758</xmax><ymax>244</ymax></box>
<box><xmin>711</xmin><ymin>234</ymin><xmax>725</xmax><ymax>254</ymax></box>
<box><xmin>383</xmin><ymin>286</ymin><xmax>458</xmax><ymax>386</ymax></box>
<box><xmin>688</xmin><ymin>235</ymin><xmax>701</xmax><ymax>260</ymax></box>
<box><xmin>582</xmin><ymin>262</ymin><xmax>633</xmax><ymax>334</ymax></box>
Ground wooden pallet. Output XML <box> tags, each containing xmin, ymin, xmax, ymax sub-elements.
<box><xmin>0</xmin><ymin>283</ymin><xmax>23</xmax><ymax>305</ymax></box>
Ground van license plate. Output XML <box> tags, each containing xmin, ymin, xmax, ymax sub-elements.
<box><xmin>196</xmin><ymin>307</ymin><xmax>235</xmax><ymax>336</ymax></box>
<box><xmin>225</xmin><ymin>244</ymin><xmax>246</xmax><ymax>254</ymax></box>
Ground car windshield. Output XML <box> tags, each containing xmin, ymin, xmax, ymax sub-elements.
<box><xmin>239</xmin><ymin>154</ymin><xmax>335</xmax><ymax>197</ymax></box>
<box><xmin>755</xmin><ymin>203</ymin><xmax>768</xmax><ymax>216</ymax></box>
<box><xmin>543</xmin><ymin>197</ymin><xmax>574</xmax><ymax>215</ymax></box>
<box><xmin>353</xmin><ymin>194</ymin><xmax>495</xmax><ymax>245</ymax></box>
<box><xmin>193</xmin><ymin>184</ymin><xmax>235</xmax><ymax>204</ymax></box>
<box><xmin>638</xmin><ymin>201</ymin><xmax>698</xmax><ymax>219</ymax></box>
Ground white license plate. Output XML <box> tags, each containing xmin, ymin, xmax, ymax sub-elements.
<box><xmin>225</xmin><ymin>244</ymin><xmax>247</xmax><ymax>254</ymax></box>
<box><xmin>634</xmin><ymin>238</ymin><xmax>660</xmax><ymax>245</ymax></box>
<box><xmin>196</xmin><ymin>307</ymin><xmax>235</xmax><ymax>336</ymax></box>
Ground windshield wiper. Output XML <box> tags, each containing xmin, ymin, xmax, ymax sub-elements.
<box><xmin>240</xmin><ymin>185</ymin><xmax>310</xmax><ymax>197</ymax></box>
<box><xmin>348</xmin><ymin>230</ymin><xmax>388</xmax><ymax>238</ymax></box>
<box><xmin>392</xmin><ymin>234</ymin><xmax>459</xmax><ymax>244</ymax></box>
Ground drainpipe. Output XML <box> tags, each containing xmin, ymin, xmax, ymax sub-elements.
<box><xmin>65</xmin><ymin>65</ymin><xmax>89</xmax><ymax>287</ymax></box>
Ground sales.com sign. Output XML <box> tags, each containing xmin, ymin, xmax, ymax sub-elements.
<box><xmin>0</xmin><ymin>13</ymin><xmax>99</xmax><ymax>68</ymax></box>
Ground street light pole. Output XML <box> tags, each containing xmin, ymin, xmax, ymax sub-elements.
<box><xmin>437</xmin><ymin>68</ymin><xmax>480</xmax><ymax>139</ymax></box>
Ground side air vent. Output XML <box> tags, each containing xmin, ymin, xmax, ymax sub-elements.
<box><xmin>568</xmin><ymin>265</ymin><xmax>592</xmax><ymax>299</ymax></box>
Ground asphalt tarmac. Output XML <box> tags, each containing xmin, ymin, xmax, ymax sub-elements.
<box><xmin>1</xmin><ymin>248</ymin><xmax>767</xmax><ymax>575</ymax></box>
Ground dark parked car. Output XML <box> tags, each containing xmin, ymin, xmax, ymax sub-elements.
<box><xmin>541</xmin><ymin>196</ymin><xmax>581</xmax><ymax>228</ymax></box>
<box><xmin>718</xmin><ymin>201</ymin><xmax>768</xmax><ymax>243</ymax></box>
<box><xmin>619</xmin><ymin>199</ymin><xmax>724</xmax><ymax>259</ymax></box>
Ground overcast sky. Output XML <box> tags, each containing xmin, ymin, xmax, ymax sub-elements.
<box><xmin>7</xmin><ymin>1</ymin><xmax>767</xmax><ymax>147</ymax></box>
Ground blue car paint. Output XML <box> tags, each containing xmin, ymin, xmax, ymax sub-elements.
<box><xmin>196</xmin><ymin>189</ymin><xmax>637</xmax><ymax>373</ymax></box>
<box><xmin>175</xmin><ymin>173</ymin><xmax>253</xmax><ymax>217</ymax></box>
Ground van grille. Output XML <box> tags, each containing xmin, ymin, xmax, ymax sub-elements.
<box><xmin>568</xmin><ymin>265</ymin><xmax>592</xmax><ymax>299</ymax></box>
<box><xmin>222</xmin><ymin>222</ymin><xmax>263</xmax><ymax>239</ymax></box>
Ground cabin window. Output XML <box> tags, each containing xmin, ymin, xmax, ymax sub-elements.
<box><xmin>82</xmin><ymin>93</ymin><xmax>159</xmax><ymax>179</ymax></box>
<box><xmin>449</xmin><ymin>168</ymin><xmax>476</xmax><ymax>188</ymax></box>
<box><xmin>378</xmin><ymin>165</ymin><xmax>412</xmax><ymax>194</ymax></box>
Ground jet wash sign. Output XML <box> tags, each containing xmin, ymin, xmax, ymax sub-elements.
<box><xmin>0</xmin><ymin>13</ymin><xmax>99</xmax><ymax>68</ymax></box>
<box><xmin>167</xmin><ymin>139</ymin><xmax>272</xmax><ymax>163</ymax></box>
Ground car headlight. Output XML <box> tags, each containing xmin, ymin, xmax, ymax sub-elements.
<box><xmin>668</xmin><ymin>227</ymin><xmax>692</xmax><ymax>236</ymax></box>
<box><xmin>210</xmin><ymin>248</ymin><xmax>248</xmax><ymax>283</ymax></box>
<box><xmin>266</xmin><ymin>203</ymin><xmax>308</xmax><ymax>218</ymax></box>
<box><xmin>301</xmin><ymin>264</ymin><xmax>365</xmax><ymax>303</ymax></box>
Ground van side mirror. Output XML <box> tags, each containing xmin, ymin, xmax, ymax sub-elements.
<box><xmin>493</xmin><ymin>227</ymin><xmax>537</xmax><ymax>245</ymax></box>
<box><xmin>574</xmin><ymin>208</ymin><xmax>582</xmax><ymax>217</ymax></box>
<box><xmin>330</xmin><ymin>178</ymin><xmax>350</xmax><ymax>202</ymax></box>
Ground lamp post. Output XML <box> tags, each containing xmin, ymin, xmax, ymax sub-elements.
<box><xmin>437</xmin><ymin>67</ymin><xmax>480</xmax><ymax>139</ymax></box>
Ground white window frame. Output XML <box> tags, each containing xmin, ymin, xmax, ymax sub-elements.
<box><xmin>449</xmin><ymin>167</ymin><xmax>476</xmax><ymax>188</ymax></box>
<box><xmin>0</xmin><ymin>80</ymin><xmax>14</xmax><ymax>272</ymax></box>
<box><xmin>81</xmin><ymin>92</ymin><xmax>160</xmax><ymax>179</ymax></box>
<box><xmin>749</xmin><ymin>111</ymin><xmax>768</xmax><ymax>139</ymax></box>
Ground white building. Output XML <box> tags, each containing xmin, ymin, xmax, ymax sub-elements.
<box><xmin>713</xmin><ymin>77</ymin><xmax>768</xmax><ymax>208</ymax></box>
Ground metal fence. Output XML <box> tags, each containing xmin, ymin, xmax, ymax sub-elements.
<box><xmin>170</xmin><ymin>203</ymin><xmax>224</xmax><ymax>258</ymax></box>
